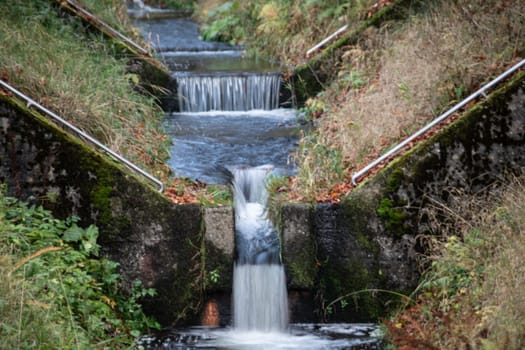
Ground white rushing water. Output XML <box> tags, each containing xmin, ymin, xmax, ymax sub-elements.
<box><xmin>230</xmin><ymin>166</ymin><xmax>289</xmax><ymax>332</ymax></box>
<box><xmin>233</xmin><ymin>264</ymin><xmax>289</xmax><ymax>332</ymax></box>
<box><xmin>138</xmin><ymin>323</ymin><xmax>382</xmax><ymax>349</ymax></box>
<box><xmin>176</xmin><ymin>73</ymin><xmax>281</xmax><ymax>112</ymax></box>
<box><xmin>135</xmin><ymin>12</ymin><xmax>382</xmax><ymax>350</ymax></box>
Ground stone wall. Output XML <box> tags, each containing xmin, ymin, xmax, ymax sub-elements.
<box><xmin>0</xmin><ymin>95</ymin><xmax>203</xmax><ymax>326</ymax></box>
<box><xmin>311</xmin><ymin>70</ymin><xmax>525</xmax><ymax>321</ymax></box>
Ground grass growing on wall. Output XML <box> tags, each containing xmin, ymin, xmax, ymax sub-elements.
<box><xmin>0</xmin><ymin>0</ymin><xmax>171</xmax><ymax>179</ymax></box>
<box><xmin>0</xmin><ymin>186</ymin><xmax>159</xmax><ymax>348</ymax></box>
<box><xmin>385</xmin><ymin>174</ymin><xmax>525</xmax><ymax>349</ymax></box>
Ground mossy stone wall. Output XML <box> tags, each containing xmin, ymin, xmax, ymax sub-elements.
<box><xmin>0</xmin><ymin>95</ymin><xmax>202</xmax><ymax>326</ymax></box>
<box><xmin>312</xmin><ymin>71</ymin><xmax>525</xmax><ymax>321</ymax></box>
<box><xmin>2</xmin><ymin>70</ymin><xmax>523</xmax><ymax>324</ymax></box>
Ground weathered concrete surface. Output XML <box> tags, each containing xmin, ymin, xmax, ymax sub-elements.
<box><xmin>204</xmin><ymin>206</ymin><xmax>235</xmax><ymax>256</ymax></box>
<box><xmin>313</xmin><ymin>198</ymin><xmax>418</xmax><ymax>321</ymax></box>
<box><xmin>203</xmin><ymin>206</ymin><xmax>234</xmax><ymax>291</ymax></box>
<box><xmin>280</xmin><ymin>203</ymin><xmax>317</xmax><ymax>289</ymax></box>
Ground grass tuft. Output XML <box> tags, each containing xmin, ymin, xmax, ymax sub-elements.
<box><xmin>385</xmin><ymin>174</ymin><xmax>525</xmax><ymax>349</ymax></box>
<box><xmin>0</xmin><ymin>1</ymin><xmax>171</xmax><ymax>179</ymax></box>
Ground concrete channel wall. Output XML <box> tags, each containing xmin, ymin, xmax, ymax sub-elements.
<box><xmin>1</xmin><ymin>70</ymin><xmax>524</xmax><ymax>325</ymax></box>
<box><xmin>0</xmin><ymin>94</ymin><xmax>203</xmax><ymax>325</ymax></box>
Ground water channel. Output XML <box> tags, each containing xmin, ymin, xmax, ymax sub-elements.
<box><xmin>135</xmin><ymin>11</ymin><xmax>298</xmax><ymax>184</ymax></box>
<box><xmin>132</xmin><ymin>5</ymin><xmax>382</xmax><ymax>349</ymax></box>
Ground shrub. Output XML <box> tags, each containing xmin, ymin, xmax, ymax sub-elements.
<box><xmin>0</xmin><ymin>188</ymin><xmax>159</xmax><ymax>349</ymax></box>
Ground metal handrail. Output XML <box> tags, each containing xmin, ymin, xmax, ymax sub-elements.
<box><xmin>62</xmin><ymin>0</ymin><xmax>150</xmax><ymax>56</ymax></box>
<box><xmin>306</xmin><ymin>24</ymin><xmax>349</xmax><ymax>58</ymax></box>
<box><xmin>351</xmin><ymin>58</ymin><xmax>525</xmax><ymax>186</ymax></box>
<box><xmin>0</xmin><ymin>79</ymin><xmax>164</xmax><ymax>192</ymax></box>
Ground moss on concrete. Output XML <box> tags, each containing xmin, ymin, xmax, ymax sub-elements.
<box><xmin>279</xmin><ymin>203</ymin><xmax>318</xmax><ymax>289</ymax></box>
<box><xmin>315</xmin><ymin>69</ymin><xmax>525</xmax><ymax>322</ymax></box>
<box><xmin>342</xmin><ymin>192</ymin><xmax>380</xmax><ymax>255</ymax></box>
<box><xmin>0</xmin><ymin>93</ymin><xmax>205</xmax><ymax>326</ymax></box>
<box><xmin>318</xmin><ymin>256</ymin><xmax>392</xmax><ymax>322</ymax></box>
<box><xmin>374</xmin><ymin>167</ymin><xmax>409</xmax><ymax>238</ymax></box>
<box><xmin>203</xmin><ymin>243</ymin><xmax>232</xmax><ymax>292</ymax></box>
<box><xmin>287</xmin><ymin>254</ymin><xmax>317</xmax><ymax>289</ymax></box>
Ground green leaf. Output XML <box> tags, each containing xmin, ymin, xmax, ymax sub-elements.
<box><xmin>84</xmin><ymin>225</ymin><xmax>100</xmax><ymax>255</ymax></box>
<box><xmin>63</xmin><ymin>224</ymin><xmax>84</xmax><ymax>242</ymax></box>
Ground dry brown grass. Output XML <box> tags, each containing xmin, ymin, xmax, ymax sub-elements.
<box><xmin>386</xmin><ymin>175</ymin><xmax>525</xmax><ymax>349</ymax></box>
<box><xmin>294</xmin><ymin>0</ymin><xmax>525</xmax><ymax>198</ymax></box>
<box><xmin>0</xmin><ymin>1</ymin><xmax>171</xmax><ymax>179</ymax></box>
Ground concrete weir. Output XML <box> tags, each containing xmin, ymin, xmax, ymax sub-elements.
<box><xmin>1</xmin><ymin>70</ymin><xmax>525</xmax><ymax>325</ymax></box>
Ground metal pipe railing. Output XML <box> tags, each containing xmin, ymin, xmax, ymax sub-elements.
<box><xmin>0</xmin><ymin>79</ymin><xmax>164</xmax><ymax>192</ymax></box>
<box><xmin>351</xmin><ymin>58</ymin><xmax>525</xmax><ymax>186</ymax></box>
<box><xmin>63</xmin><ymin>0</ymin><xmax>150</xmax><ymax>56</ymax></box>
<box><xmin>306</xmin><ymin>24</ymin><xmax>349</xmax><ymax>57</ymax></box>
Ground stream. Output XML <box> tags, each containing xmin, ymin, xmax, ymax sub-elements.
<box><xmin>131</xmin><ymin>5</ymin><xmax>383</xmax><ymax>349</ymax></box>
<box><xmin>134</xmin><ymin>11</ymin><xmax>298</xmax><ymax>184</ymax></box>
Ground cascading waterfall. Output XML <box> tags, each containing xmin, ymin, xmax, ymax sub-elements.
<box><xmin>136</xmin><ymin>12</ymin><xmax>383</xmax><ymax>350</ymax></box>
<box><xmin>229</xmin><ymin>166</ymin><xmax>289</xmax><ymax>332</ymax></box>
<box><xmin>175</xmin><ymin>72</ymin><xmax>281</xmax><ymax>112</ymax></box>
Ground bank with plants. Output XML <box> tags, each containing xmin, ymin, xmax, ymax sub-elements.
<box><xmin>0</xmin><ymin>189</ymin><xmax>159</xmax><ymax>348</ymax></box>
<box><xmin>195</xmin><ymin>1</ymin><xmax>525</xmax><ymax>347</ymax></box>
<box><xmin>196</xmin><ymin>0</ymin><xmax>525</xmax><ymax>201</ymax></box>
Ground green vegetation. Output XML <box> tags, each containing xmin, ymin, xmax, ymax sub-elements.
<box><xmin>0</xmin><ymin>187</ymin><xmax>159</xmax><ymax>348</ymax></box>
<box><xmin>76</xmin><ymin>0</ymin><xmax>145</xmax><ymax>41</ymax></box>
<box><xmin>0</xmin><ymin>0</ymin><xmax>171</xmax><ymax>179</ymax></box>
<box><xmin>200</xmin><ymin>1</ymin><xmax>244</xmax><ymax>45</ymax></box>
<box><xmin>197</xmin><ymin>0</ymin><xmax>525</xmax><ymax>200</ymax></box>
<box><xmin>197</xmin><ymin>0</ymin><xmax>377</xmax><ymax>67</ymax></box>
<box><xmin>385</xmin><ymin>175</ymin><xmax>525</xmax><ymax>349</ymax></box>
<box><xmin>376</xmin><ymin>198</ymin><xmax>408</xmax><ymax>236</ymax></box>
